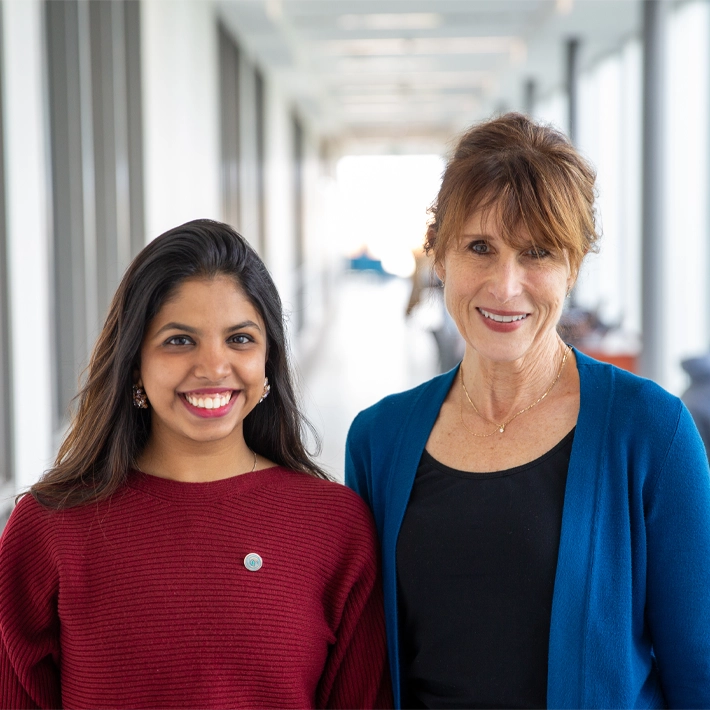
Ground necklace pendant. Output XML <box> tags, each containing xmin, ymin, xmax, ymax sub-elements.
<box><xmin>499</xmin><ymin>425</ymin><xmax>505</xmax><ymax>433</ymax></box>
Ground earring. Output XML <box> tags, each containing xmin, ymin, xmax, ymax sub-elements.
<box><xmin>259</xmin><ymin>378</ymin><xmax>271</xmax><ymax>404</ymax></box>
<box><xmin>132</xmin><ymin>384</ymin><xmax>149</xmax><ymax>409</ymax></box>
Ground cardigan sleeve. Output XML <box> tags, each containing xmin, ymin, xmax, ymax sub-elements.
<box><xmin>344</xmin><ymin>410</ymin><xmax>373</xmax><ymax>510</ymax></box>
<box><xmin>0</xmin><ymin>496</ymin><xmax>61</xmax><ymax>709</ymax></box>
<box><xmin>644</xmin><ymin>404</ymin><xmax>710</xmax><ymax>708</ymax></box>
<box><xmin>315</xmin><ymin>499</ymin><xmax>393</xmax><ymax>709</ymax></box>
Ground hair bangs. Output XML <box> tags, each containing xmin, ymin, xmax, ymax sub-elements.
<box><xmin>426</xmin><ymin>113</ymin><xmax>599</xmax><ymax>275</ymax></box>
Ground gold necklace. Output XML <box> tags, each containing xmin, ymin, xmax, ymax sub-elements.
<box><xmin>459</xmin><ymin>345</ymin><xmax>571</xmax><ymax>437</ymax></box>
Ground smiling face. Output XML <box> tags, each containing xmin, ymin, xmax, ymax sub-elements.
<box><xmin>138</xmin><ymin>275</ymin><xmax>267</xmax><ymax>452</ymax></box>
<box><xmin>437</xmin><ymin>208</ymin><xmax>573</xmax><ymax>364</ymax></box>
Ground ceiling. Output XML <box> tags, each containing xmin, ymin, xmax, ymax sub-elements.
<box><xmin>219</xmin><ymin>0</ymin><xmax>642</xmax><ymax>153</ymax></box>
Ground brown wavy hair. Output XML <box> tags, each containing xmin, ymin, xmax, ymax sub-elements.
<box><xmin>425</xmin><ymin>112</ymin><xmax>599</xmax><ymax>276</ymax></box>
<box><xmin>31</xmin><ymin>219</ymin><xmax>328</xmax><ymax>509</ymax></box>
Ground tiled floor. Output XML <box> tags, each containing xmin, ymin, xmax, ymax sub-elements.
<box><xmin>298</xmin><ymin>271</ymin><xmax>439</xmax><ymax>481</ymax></box>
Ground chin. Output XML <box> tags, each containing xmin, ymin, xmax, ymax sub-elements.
<box><xmin>471</xmin><ymin>334</ymin><xmax>536</xmax><ymax>363</ymax></box>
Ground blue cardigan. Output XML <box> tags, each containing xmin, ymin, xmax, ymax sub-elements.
<box><xmin>345</xmin><ymin>350</ymin><xmax>710</xmax><ymax>708</ymax></box>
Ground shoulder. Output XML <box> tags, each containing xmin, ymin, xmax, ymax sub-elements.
<box><xmin>265</xmin><ymin>468</ymin><xmax>378</xmax><ymax>534</ymax></box>
<box><xmin>348</xmin><ymin>368</ymin><xmax>457</xmax><ymax>444</ymax></box>
<box><xmin>575</xmin><ymin>350</ymin><xmax>704</xmax><ymax>478</ymax></box>
<box><xmin>576</xmin><ymin>349</ymin><xmax>684</xmax><ymax>430</ymax></box>
<box><xmin>2</xmin><ymin>493</ymin><xmax>55</xmax><ymax>539</ymax></box>
<box><xmin>0</xmin><ymin>494</ymin><xmax>60</xmax><ymax>573</ymax></box>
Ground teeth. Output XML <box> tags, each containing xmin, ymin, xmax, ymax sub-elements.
<box><xmin>479</xmin><ymin>309</ymin><xmax>527</xmax><ymax>323</ymax></box>
<box><xmin>185</xmin><ymin>392</ymin><xmax>232</xmax><ymax>409</ymax></box>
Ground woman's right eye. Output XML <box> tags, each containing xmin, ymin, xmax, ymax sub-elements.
<box><xmin>165</xmin><ymin>335</ymin><xmax>193</xmax><ymax>347</ymax></box>
<box><xmin>469</xmin><ymin>241</ymin><xmax>489</xmax><ymax>255</ymax></box>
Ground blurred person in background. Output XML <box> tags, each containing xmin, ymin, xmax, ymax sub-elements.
<box><xmin>681</xmin><ymin>353</ymin><xmax>710</xmax><ymax>457</ymax></box>
<box><xmin>0</xmin><ymin>220</ymin><xmax>391</xmax><ymax>709</ymax></box>
<box><xmin>346</xmin><ymin>114</ymin><xmax>710</xmax><ymax>709</ymax></box>
<box><xmin>405</xmin><ymin>247</ymin><xmax>464</xmax><ymax>373</ymax></box>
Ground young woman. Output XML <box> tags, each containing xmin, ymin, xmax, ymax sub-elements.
<box><xmin>0</xmin><ymin>219</ymin><xmax>391</xmax><ymax>709</ymax></box>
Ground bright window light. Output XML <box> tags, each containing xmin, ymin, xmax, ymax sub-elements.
<box><xmin>336</xmin><ymin>154</ymin><xmax>445</xmax><ymax>278</ymax></box>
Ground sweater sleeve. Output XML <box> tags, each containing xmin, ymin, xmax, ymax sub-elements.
<box><xmin>0</xmin><ymin>496</ymin><xmax>61</xmax><ymax>709</ymax></box>
<box><xmin>316</xmin><ymin>503</ymin><xmax>393</xmax><ymax>709</ymax></box>
<box><xmin>645</xmin><ymin>404</ymin><xmax>710</xmax><ymax>708</ymax></box>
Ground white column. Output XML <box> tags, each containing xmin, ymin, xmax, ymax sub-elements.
<box><xmin>141</xmin><ymin>0</ymin><xmax>221</xmax><ymax>240</ymax></box>
<box><xmin>640</xmin><ymin>0</ymin><xmax>669</xmax><ymax>382</ymax></box>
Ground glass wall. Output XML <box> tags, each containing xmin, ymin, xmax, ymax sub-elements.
<box><xmin>664</xmin><ymin>0</ymin><xmax>710</xmax><ymax>392</ymax></box>
<box><xmin>576</xmin><ymin>42</ymin><xmax>642</xmax><ymax>344</ymax></box>
<box><xmin>535</xmin><ymin>1</ymin><xmax>709</xmax><ymax>392</ymax></box>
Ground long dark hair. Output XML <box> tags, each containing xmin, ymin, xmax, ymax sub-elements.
<box><xmin>31</xmin><ymin>219</ymin><xmax>329</xmax><ymax>509</ymax></box>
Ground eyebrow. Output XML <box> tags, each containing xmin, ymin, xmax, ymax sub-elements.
<box><xmin>154</xmin><ymin>320</ymin><xmax>262</xmax><ymax>336</ymax></box>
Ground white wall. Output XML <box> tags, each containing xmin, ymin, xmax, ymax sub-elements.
<box><xmin>141</xmin><ymin>0</ymin><xmax>221</xmax><ymax>242</ymax></box>
<box><xmin>262</xmin><ymin>73</ymin><xmax>297</xmax><ymax>317</ymax></box>
<box><xmin>2</xmin><ymin>0</ymin><xmax>54</xmax><ymax>490</ymax></box>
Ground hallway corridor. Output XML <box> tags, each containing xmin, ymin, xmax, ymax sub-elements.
<box><xmin>300</xmin><ymin>271</ymin><xmax>439</xmax><ymax>481</ymax></box>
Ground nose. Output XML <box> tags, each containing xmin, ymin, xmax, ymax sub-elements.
<box><xmin>487</xmin><ymin>254</ymin><xmax>524</xmax><ymax>304</ymax></box>
<box><xmin>194</xmin><ymin>341</ymin><xmax>232</xmax><ymax>381</ymax></box>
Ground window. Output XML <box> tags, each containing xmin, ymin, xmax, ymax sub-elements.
<box><xmin>219</xmin><ymin>22</ymin><xmax>241</xmax><ymax>230</ymax></box>
<box><xmin>45</xmin><ymin>0</ymin><xmax>144</xmax><ymax>426</ymax></box>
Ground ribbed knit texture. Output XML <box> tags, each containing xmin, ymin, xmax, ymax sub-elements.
<box><xmin>0</xmin><ymin>467</ymin><xmax>392</xmax><ymax>709</ymax></box>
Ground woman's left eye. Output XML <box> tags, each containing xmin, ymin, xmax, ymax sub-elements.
<box><xmin>526</xmin><ymin>247</ymin><xmax>551</xmax><ymax>258</ymax></box>
<box><xmin>229</xmin><ymin>334</ymin><xmax>253</xmax><ymax>345</ymax></box>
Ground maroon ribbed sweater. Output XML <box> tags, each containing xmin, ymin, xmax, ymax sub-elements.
<box><xmin>0</xmin><ymin>467</ymin><xmax>392</xmax><ymax>709</ymax></box>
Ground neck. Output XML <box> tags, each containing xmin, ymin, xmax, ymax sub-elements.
<box><xmin>136</xmin><ymin>427</ymin><xmax>255</xmax><ymax>482</ymax></box>
<box><xmin>460</xmin><ymin>335</ymin><xmax>568</xmax><ymax>425</ymax></box>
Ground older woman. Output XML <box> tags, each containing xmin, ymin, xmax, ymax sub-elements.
<box><xmin>345</xmin><ymin>113</ymin><xmax>710</xmax><ymax>709</ymax></box>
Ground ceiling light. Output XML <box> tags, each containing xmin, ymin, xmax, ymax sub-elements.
<box><xmin>341</xmin><ymin>100</ymin><xmax>479</xmax><ymax>116</ymax></box>
<box><xmin>266</xmin><ymin>0</ymin><xmax>282</xmax><ymax>22</ymax></box>
<box><xmin>338</xmin><ymin>13</ymin><xmax>443</xmax><ymax>31</ymax></box>
<box><xmin>321</xmin><ymin>37</ymin><xmax>521</xmax><ymax>57</ymax></box>
<box><xmin>332</xmin><ymin>76</ymin><xmax>490</xmax><ymax>93</ymax></box>
<box><xmin>338</xmin><ymin>94</ymin><xmax>479</xmax><ymax>105</ymax></box>
<box><xmin>556</xmin><ymin>0</ymin><xmax>574</xmax><ymax>14</ymax></box>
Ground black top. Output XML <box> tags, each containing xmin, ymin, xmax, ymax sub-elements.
<box><xmin>397</xmin><ymin>428</ymin><xmax>575</xmax><ymax>709</ymax></box>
